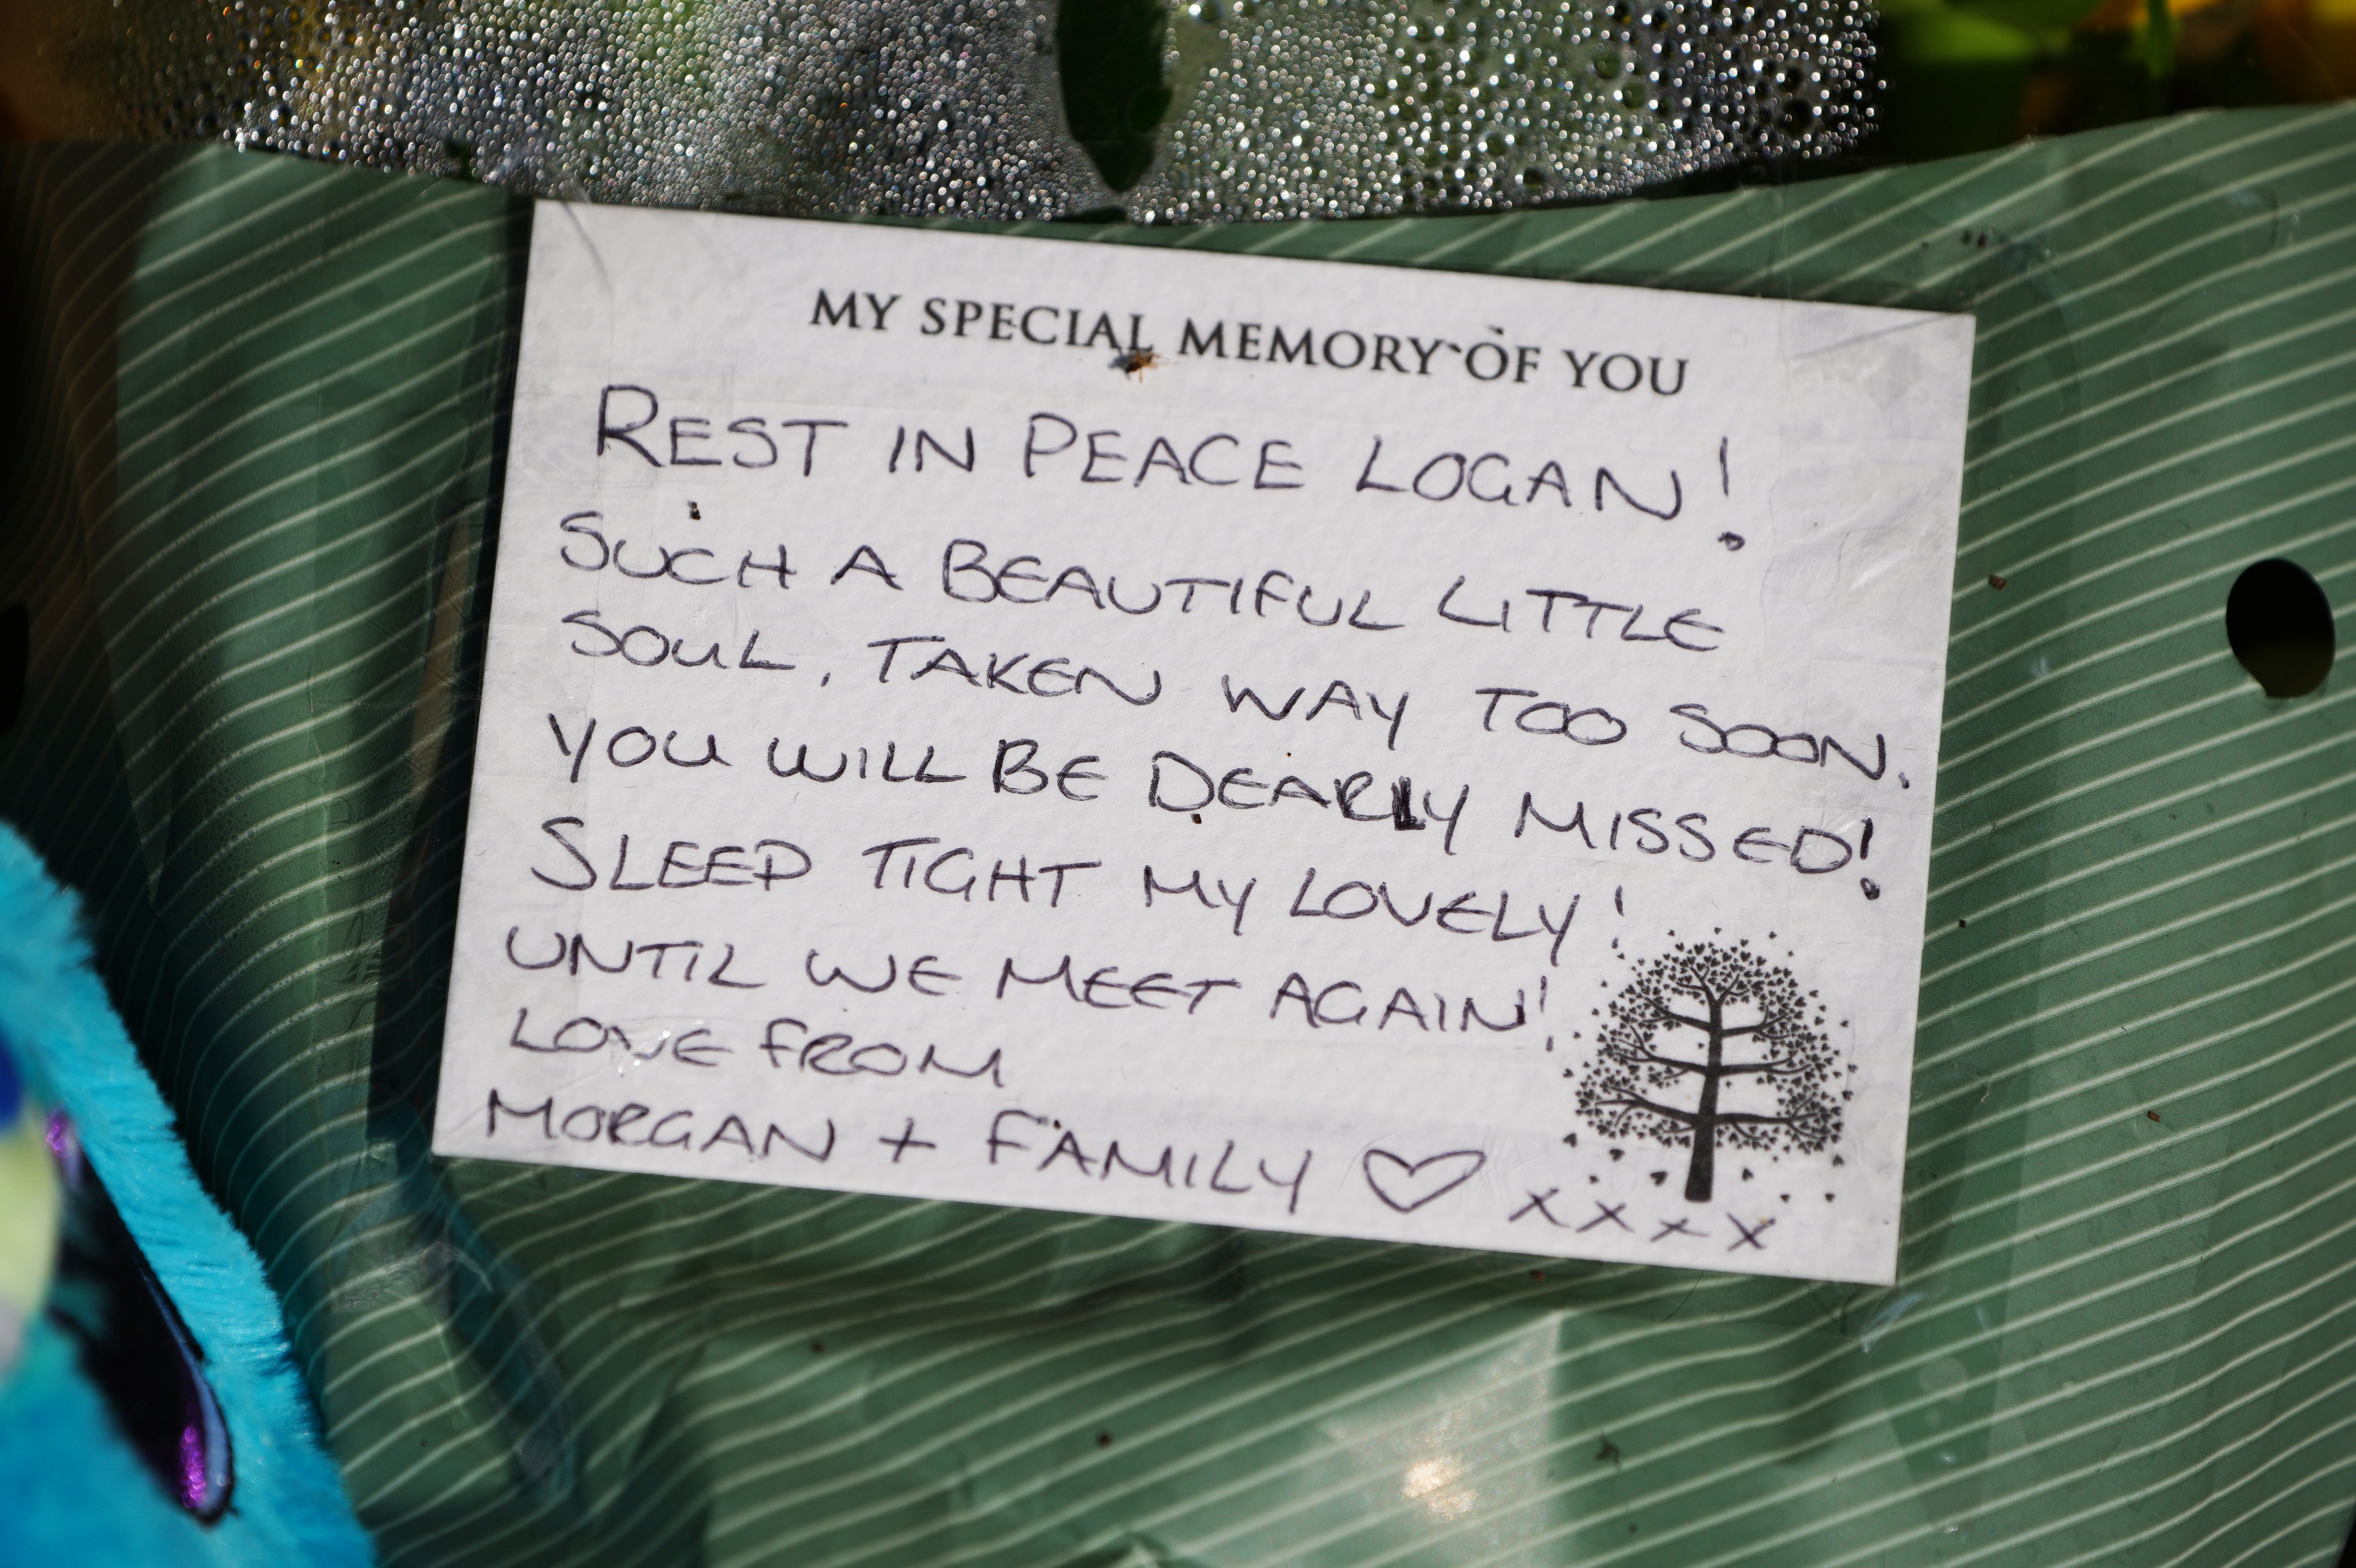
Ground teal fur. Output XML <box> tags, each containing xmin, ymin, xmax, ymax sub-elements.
<box><xmin>0</xmin><ymin>826</ymin><xmax>375</xmax><ymax>1566</ymax></box>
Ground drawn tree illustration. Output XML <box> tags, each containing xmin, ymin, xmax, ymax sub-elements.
<box><xmin>1575</xmin><ymin>936</ymin><xmax>1842</xmax><ymax>1202</ymax></box>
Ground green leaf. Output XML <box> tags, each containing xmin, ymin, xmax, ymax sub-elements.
<box><xmin>1057</xmin><ymin>0</ymin><xmax>1171</xmax><ymax>192</ymax></box>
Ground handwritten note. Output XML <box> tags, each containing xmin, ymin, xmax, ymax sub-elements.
<box><xmin>431</xmin><ymin>204</ymin><xmax>1973</xmax><ymax>1285</ymax></box>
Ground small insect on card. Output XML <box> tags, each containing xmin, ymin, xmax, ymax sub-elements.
<box><xmin>433</xmin><ymin>204</ymin><xmax>1974</xmax><ymax>1285</ymax></box>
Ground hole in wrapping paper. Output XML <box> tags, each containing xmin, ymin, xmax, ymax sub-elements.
<box><xmin>2225</xmin><ymin>559</ymin><xmax>2334</xmax><ymax>699</ymax></box>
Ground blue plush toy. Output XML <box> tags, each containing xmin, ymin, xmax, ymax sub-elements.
<box><xmin>0</xmin><ymin>826</ymin><xmax>374</xmax><ymax>1566</ymax></box>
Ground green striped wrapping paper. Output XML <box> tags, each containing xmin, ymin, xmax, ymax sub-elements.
<box><xmin>2</xmin><ymin>109</ymin><xmax>2351</xmax><ymax>1566</ymax></box>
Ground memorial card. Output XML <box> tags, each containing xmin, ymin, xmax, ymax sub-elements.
<box><xmin>432</xmin><ymin>205</ymin><xmax>1974</xmax><ymax>1285</ymax></box>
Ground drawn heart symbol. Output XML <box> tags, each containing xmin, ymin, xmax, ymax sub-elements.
<box><xmin>1362</xmin><ymin>1148</ymin><xmax>1486</xmax><ymax>1213</ymax></box>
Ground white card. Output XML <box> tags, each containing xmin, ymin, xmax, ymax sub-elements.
<box><xmin>432</xmin><ymin>202</ymin><xmax>1973</xmax><ymax>1285</ymax></box>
